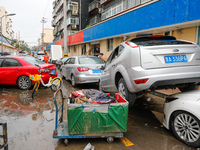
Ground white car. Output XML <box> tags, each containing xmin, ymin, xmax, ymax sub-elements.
<box><xmin>37</xmin><ymin>52</ymin><xmax>45</xmax><ymax>61</ymax></box>
<box><xmin>163</xmin><ymin>89</ymin><xmax>200</xmax><ymax>148</ymax></box>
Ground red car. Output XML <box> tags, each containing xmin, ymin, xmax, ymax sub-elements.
<box><xmin>0</xmin><ymin>56</ymin><xmax>58</xmax><ymax>90</ymax></box>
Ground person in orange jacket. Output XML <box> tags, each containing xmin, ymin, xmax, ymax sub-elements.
<box><xmin>44</xmin><ymin>51</ymin><xmax>49</xmax><ymax>64</ymax></box>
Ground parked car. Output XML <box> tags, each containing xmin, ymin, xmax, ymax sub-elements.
<box><xmin>163</xmin><ymin>89</ymin><xmax>200</xmax><ymax>148</ymax></box>
<box><xmin>0</xmin><ymin>56</ymin><xmax>57</xmax><ymax>90</ymax></box>
<box><xmin>99</xmin><ymin>35</ymin><xmax>200</xmax><ymax>107</ymax></box>
<box><xmin>0</xmin><ymin>52</ymin><xmax>10</xmax><ymax>56</ymax></box>
<box><xmin>60</xmin><ymin>56</ymin><xmax>104</xmax><ymax>87</ymax></box>
<box><xmin>37</xmin><ymin>51</ymin><xmax>45</xmax><ymax>61</ymax></box>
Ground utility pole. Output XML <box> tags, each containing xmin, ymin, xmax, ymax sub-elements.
<box><xmin>64</xmin><ymin>0</ymin><xmax>68</xmax><ymax>55</ymax></box>
<box><xmin>18</xmin><ymin>31</ymin><xmax>20</xmax><ymax>48</ymax></box>
<box><xmin>38</xmin><ymin>38</ymin><xmax>41</xmax><ymax>51</ymax></box>
<box><xmin>41</xmin><ymin>17</ymin><xmax>47</xmax><ymax>51</ymax></box>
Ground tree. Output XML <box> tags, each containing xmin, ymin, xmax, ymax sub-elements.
<box><xmin>11</xmin><ymin>39</ymin><xmax>31</xmax><ymax>52</ymax></box>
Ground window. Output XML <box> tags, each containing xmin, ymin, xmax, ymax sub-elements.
<box><xmin>89</xmin><ymin>16</ymin><xmax>98</xmax><ymax>25</ymax></box>
<box><xmin>107</xmin><ymin>39</ymin><xmax>114</xmax><ymax>51</ymax></box>
<box><xmin>78</xmin><ymin>57</ymin><xmax>104</xmax><ymax>64</ymax></box>
<box><xmin>101</xmin><ymin>2</ymin><xmax>123</xmax><ymax>20</ymax></box>
<box><xmin>66</xmin><ymin>58</ymin><xmax>75</xmax><ymax>64</ymax></box>
<box><xmin>67</xmin><ymin>18</ymin><xmax>79</xmax><ymax>25</ymax></box>
<box><xmin>23</xmin><ymin>57</ymin><xmax>45</xmax><ymax>65</ymax></box>
<box><xmin>0</xmin><ymin>59</ymin><xmax>4</xmax><ymax>66</ymax></box>
<box><xmin>74</xmin><ymin>46</ymin><xmax>77</xmax><ymax>53</ymax></box>
<box><xmin>2</xmin><ymin>58</ymin><xmax>22</xmax><ymax>67</ymax></box>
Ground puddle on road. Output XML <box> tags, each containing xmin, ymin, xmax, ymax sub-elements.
<box><xmin>0</xmin><ymin>87</ymin><xmax>58</xmax><ymax>149</ymax></box>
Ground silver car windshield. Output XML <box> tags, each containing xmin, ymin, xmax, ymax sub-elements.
<box><xmin>23</xmin><ymin>57</ymin><xmax>45</xmax><ymax>65</ymax></box>
<box><xmin>78</xmin><ymin>57</ymin><xmax>104</xmax><ymax>64</ymax></box>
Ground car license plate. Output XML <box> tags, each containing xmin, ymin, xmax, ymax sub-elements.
<box><xmin>92</xmin><ymin>70</ymin><xmax>102</xmax><ymax>73</ymax></box>
<box><xmin>165</xmin><ymin>55</ymin><xmax>188</xmax><ymax>63</ymax></box>
<box><xmin>51</xmin><ymin>70</ymin><xmax>55</xmax><ymax>74</ymax></box>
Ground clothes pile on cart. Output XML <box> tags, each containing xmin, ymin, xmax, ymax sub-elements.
<box><xmin>71</xmin><ymin>89</ymin><xmax>117</xmax><ymax>104</ymax></box>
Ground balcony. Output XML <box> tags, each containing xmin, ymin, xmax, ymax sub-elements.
<box><xmin>67</xmin><ymin>1</ymin><xmax>78</xmax><ymax>13</ymax></box>
<box><xmin>52</xmin><ymin>10</ymin><xmax>56</xmax><ymax>18</ymax></box>
<box><xmin>53</xmin><ymin>27</ymin><xmax>58</xmax><ymax>35</ymax></box>
<box><xmin>100</xmin><ymin>0</ymin><xmax>111</xmax><ymax>5</ymax></box>
<box><xmin>101</xmin><ymin>2</ymin><xmax>123</xmax><ymax>20</ymax></box>
<box><xmin>58</xmin><ymin>21</ymin><xmax>64</xmax><ymax>32</ymax></box>
<box><xmin>67</xmin><ymin>17</ymin><xmax>79</xmax><ymax>25</ymax></box>
<box><xmin>52</xmin><ymin>1</ymin><xmax>56</xmax><ymax>9</ymax></box>
<box><xmin>88</xmin><ymin>0</ymin><xmax>100</xmax><ymax>12</ymax></box>
<box><xmin>54</xmin><ymin>0</ymin><xmax>63</xmax><ymax>13</ymax></box>
<box><xmin>54</xmin><ymin>10</ymin><xmax>64</xmax><ymax>24</ymax></box>
<box><xmin>89</xmin><ymin>15</ymin><xmax>100</xmax><ymax>25</ymax></box>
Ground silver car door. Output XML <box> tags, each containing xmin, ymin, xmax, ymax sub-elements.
<box><xmin>62</xmin><ymin>58</ymin><xmax>71</xmax><ymax>78</ymax></box>
<box><xmin>66</xmin><ymin>57</ymin><xmax>76</xmax><ymax>80</ymax></box>
<box><xmin>101</xmin><ymin>46</ymin><xmax>120</xmax><ymax>92</ymax></box>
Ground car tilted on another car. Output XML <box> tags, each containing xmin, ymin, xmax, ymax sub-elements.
<box><xmin>99</xmin><ymin>35</ymin><xmax>200</xmax><ymax>107</ymax></box>
<box><xmin>0</xmin><ymin>56</ymin><xmax>57</xmax><ymax>90</ymax></box>
<box><xmin>60</xmin><ymin>56</ymin><xmax>104</xmax><ymax>87</ymax></box>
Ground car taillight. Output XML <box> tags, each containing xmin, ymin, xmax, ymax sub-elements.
<box><xmin>125</xmin><ymin>41</ymin><xmax>139</xmax><ymax>48</ymax></box>
<box><xmin>77</xmin><ymin>67</ymin><xmax>89</xmax><ymax>72</ymax></box>
<box><xmin>134</xmin><ymin>78</ymin><xmax>148</xmax><ymax>84</ymax></box>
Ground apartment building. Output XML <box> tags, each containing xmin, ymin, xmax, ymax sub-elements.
<box><xmin>47</xmin><ymin>0</ymin><xmax>200</xmax><ymax>59</ymax></box>
<box><xmin>0</xmin><ymin>6</ymin><xmax>15</xmax><ymax>53</ymax></box>
<box><xmin>52</xmin><ymin>0</ymin><xmax>90</xmax><ymax>42</ymax></box>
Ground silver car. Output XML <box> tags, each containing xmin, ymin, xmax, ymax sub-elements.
<box><xmin>61</xmin><ymin>56</ymin><xmax>104</xmax><ymax>86</ymax></box>
<box><xmin>99</xmin><ymin>35</ymin><xmax>200</xmax><ymax>107</ymax></box>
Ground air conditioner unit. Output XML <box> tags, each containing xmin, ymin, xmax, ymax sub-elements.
<box><xmin>72</xmin><ymin>24</ymin><xmax>77</xmax><ymax>29</ymax></box>
<box><xmin>98</xmin><ymin>8</ymin><xmax>102</xmax><ymax>13</ymax></box>
<box><xmin>73</xmin><ymin>10</ymin><xmax>78</xmax><ymax>14</ymax></box>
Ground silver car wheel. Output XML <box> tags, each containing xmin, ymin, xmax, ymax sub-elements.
<box><xmin>71</xmin><ymin>75</ymin><xmax>76</xmax><ymax>87</ymax></box>
<box><xmin>174</xmin><ymin>113</ymin><xmax>200</xmax><ymax>142</ymax></box>
<box><xmin>118</xmin><ymin>82</ymin><xmax>126</xmax><ymax>98</ymax></box>
<box><xmin>171</xmin><ymin>111</ymin><xmax>200</xmax><ymax>147</ymax></box>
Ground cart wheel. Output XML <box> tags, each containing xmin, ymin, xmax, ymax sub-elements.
<box><xmin>107</xmin><ymin>137</ymin><xmax>114</xmax><ymax>143</ymax></box>
<box><xmin>64</xmin><ymin>139</ymin><xmax>68</xmax><ymax>146</ymax></box>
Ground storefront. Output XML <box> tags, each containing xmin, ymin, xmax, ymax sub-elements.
<box><xmin>88</xmin><ymin>41</ymin><xmax>100</xmax><ymax>56</ymax></box>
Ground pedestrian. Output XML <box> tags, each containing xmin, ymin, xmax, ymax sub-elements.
<box><xmin>98</xmin><ymin>53</ymin><xmax>106</xmax><ymax>62</ymax></box>
<box><xmin>84</xmin><ymin>52</ymin><xmax>88</xmax><ymax>55</ymax></box>
<box><xmin>44</xmin><ymin>51</ymin><xmax>49</xmax><ymax>64</ymax></box>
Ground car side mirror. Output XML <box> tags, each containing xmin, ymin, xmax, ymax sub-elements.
<box><xmin>100</xmin><ymin>65</ymin><xmax>105</xmax><ymax>70</ymax></box>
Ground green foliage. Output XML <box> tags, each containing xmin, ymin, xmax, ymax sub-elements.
<box><xmin>11</xmin><ymin>39</ymin><xmax>30</xmax><ymax>52</ymax></box>
<box><xmin>85</xmin><ymin>25</ymin><xmax>90</xmax><ymax>29</ymax></box>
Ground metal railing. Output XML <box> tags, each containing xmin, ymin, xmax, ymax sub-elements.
<box><xmin>88</xmin><ymin>0</ymin><xmax>100</xmax><ymax>12</ymax></box>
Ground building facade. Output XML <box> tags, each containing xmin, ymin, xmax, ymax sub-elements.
<box><xmin>0</xmin><ymin>6</ymin><xmax>15</xmax><ymax>53</ymax></box>
<box><xmin>52</xmin><ymin>0</ymin><xmax>90</xmax><ymax>42</ymax></box>
<box><xmin>47</xmin><ymin>0</ymin><xmax>200</xmax><ymax>59</ymax></box>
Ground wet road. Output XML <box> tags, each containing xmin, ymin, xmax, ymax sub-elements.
<box><xmin>0</xmin><ymin>79</ymin><xmax>198</xmax><ymax>150</ymax></box>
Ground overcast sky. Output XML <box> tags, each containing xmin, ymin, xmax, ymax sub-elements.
<box><xmin>1</xmin><ymin>0</ymin><xmax>54</xmax><ymax>47</ymax></box>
